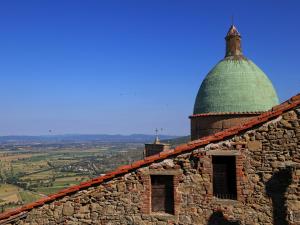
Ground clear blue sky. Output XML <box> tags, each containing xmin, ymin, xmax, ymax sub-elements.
<box><xmin>0</xmin><ymin>0</ymin><xmax>299</xmax><ymax>136</ymax></box>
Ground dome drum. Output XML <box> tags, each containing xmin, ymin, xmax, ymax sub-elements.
<box><xmin>190</xmin><ymin>113</ymin><xmax>259</xmax><ymax>140</ymax></box>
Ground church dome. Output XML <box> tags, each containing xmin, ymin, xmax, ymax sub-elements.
<box><xmin>193</xmin><ymin>25</ymin><xmax>279</xmax><ymax>114</ymax></box>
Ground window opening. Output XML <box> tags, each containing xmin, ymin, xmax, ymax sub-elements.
<box><xmin>151</xmin><ymin>175</ymin><xmax>174</xmax><ymax>214</ymax></box>
<box><xmin>212</xmin><ymin>156</ymin><xmax>237</xmax><ymax>200</ymax></box>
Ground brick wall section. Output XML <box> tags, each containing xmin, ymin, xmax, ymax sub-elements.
<box><xmin>140</xmin><ymin>174</ymin><xmax>150</xmax><ymax>215</ymax></box>
<box><xmin>2</xmin><ymin>107</ymin><xmax>300</xmax><ymax>225</ymax></box>
<box><xmin>190</xmin><ymin>113</ymin><xmax>259</xmax><ymax>140</ymax></box>
<box><xmin>236</xmin><ymin>154</ymin><xmax>245</xmax><ymax>202</ymax></box>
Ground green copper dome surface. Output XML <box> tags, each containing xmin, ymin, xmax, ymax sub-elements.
<box><xmin>193</xmin><ymin>59</ymin><xmax>279</xmax><ymax>114</ymax></box>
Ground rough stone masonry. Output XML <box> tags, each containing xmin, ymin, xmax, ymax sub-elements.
<box><xmin>2</xmin><ymin>107</ymin><xmax>300</xmax><ymax>225</ymax></box>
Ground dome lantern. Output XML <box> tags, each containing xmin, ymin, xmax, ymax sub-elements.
<box><xmin>225</xmin><ymin>25</ymin><xmax>244</xmax><ymax>59</ymax></box>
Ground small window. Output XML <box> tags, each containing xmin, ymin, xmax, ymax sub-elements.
<box><xmin>151</xmin><ymin>175</ymin><xmax>174</xmax><ymax>214</ymax></box>
<box><xmin>212</xmin><ymin>156</ymin><xmax>237</xmax><ymax>200</ymax></box>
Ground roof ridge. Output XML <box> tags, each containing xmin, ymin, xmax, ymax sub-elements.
<box><xmin>0</xmin><ymin>93</ymin><xmax>299</xmax><ymax>223</ymax></box>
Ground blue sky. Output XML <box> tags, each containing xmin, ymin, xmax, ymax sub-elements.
<box><xmin>0</xmin><ymin>0</ymin><xmax>299</xmax><ymax>136</ymax></box>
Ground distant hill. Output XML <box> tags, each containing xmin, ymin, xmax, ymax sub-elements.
<box><xmin>0</xmin><ymin>134</ymin><xmax>180</xmax><ymax>144</ymax></box>
<box><xmin>163</xmin><ymin>135</ymin><xmax>191</xmax><ymax>147</ymax></box>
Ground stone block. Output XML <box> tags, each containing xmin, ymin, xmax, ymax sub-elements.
<box><xmin>247</xmin><ymin>141</ymin><xmax>262</xmax><ymax>151</ymax></box>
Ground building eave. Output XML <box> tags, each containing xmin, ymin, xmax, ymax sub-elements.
<box><xmin>0</xmin><ymin>93</ymin><xmax>299</xmax><ymax>224</ymax></box>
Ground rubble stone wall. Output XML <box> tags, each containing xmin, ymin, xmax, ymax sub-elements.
<box><xmin>6</xmin><ymin>108</ymin><xmax>300</xmax><ymax>225</ymax></box>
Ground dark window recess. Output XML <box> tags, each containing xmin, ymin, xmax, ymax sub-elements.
<box><xmin>151</xmin><ymin>175</ymin><xmax>174</xmax><ymax>214</ymax></box>
<box><xmin>212</xmin><ymin>156</ymin><xmax>237</xmax><ymax>200</ymax></box>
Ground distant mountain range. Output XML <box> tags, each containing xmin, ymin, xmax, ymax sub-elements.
<box><xmin>0</xmin><ymin>134</ymin><xmax>181</xmax><ymax>144</ymax></box>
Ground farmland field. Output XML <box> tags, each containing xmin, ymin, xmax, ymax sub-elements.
<box><xmin>0</xmin><ymin>141</ymin><xmax>144</xmax><ymax>212</ymax></box>
<box><xmin>19</xmin><ymin>191</ymin><xmax>42</xmax><ymax>202</ymax></box>
<box><xmin>0</xmin><ymin>135</ymin><xmax>183</xmax><ymax>212</ymax></box>
<box><xmin>0</xmin><ymin>184</ymin><xmax>21</xmax><ymax>202</ymax></box>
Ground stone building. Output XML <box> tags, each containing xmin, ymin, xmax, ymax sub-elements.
<box><xmin>0</xmin><ymin>26</ymin><xmax>299</xmax><ymax>225</ymax></box>
<box><xmin>144</xmin><ymin>136</ymin><xmax>170</xmax><ymax>157</ymax></box>
<box><xmin>191</xmin><ymin>25</ymin><xmax>279</xmax><ymax>140</ymax></box>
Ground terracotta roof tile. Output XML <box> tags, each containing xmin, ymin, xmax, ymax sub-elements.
<box><xmin>189</xmin><ymin>111</ymin><xmax>262</xmax><ymax>118</ymax></box>
<box><xmin>291</xmin><ymin>95</ymin><xmax>300</xmax><ymax>101</ymax></box>
<box><xmin>144</xmin><ymin>154</ymin><xmax>161</xmax><ymax>163</ymax></box>
<box><xmin>91</xmin><ymin>177</ymin><xmax>104</xmax><ymax>183</ymax></box>
<box><xmin>104</xmin><ymin>171</ymin><xmax>120</xmax><ymax>178</ymax></box>
<box><xmin>131</xmin><ymin>160</ymin><xmax>146</xmax><ymax>169</ymax></box>
<box><xmin>158</xmin><ymin>150</ymin><xmax>173</xmax><ymax>159</ymax></box>
<box><xmin>0</xmin><ymin>93</ymin><xmax>299</xmax><ymax>223</ymax></box>
<box><xmin>77</xmin><ymin>181</ymin><xmax>93</xmax><ymax>189</ymax></box>
<box><xmin>173</xmin><ymin>145</ymin><xmax>188</xmax><ymax>154</ymax></box>
<box><xmin>196</xmin><ymin>139</ymin><xmax>211</xmax><ymax>145</ymax></box>
<box><xmin>116</xmin><ymin>164</ymin><xmax>134</xmax><ymax>172</ymax></box>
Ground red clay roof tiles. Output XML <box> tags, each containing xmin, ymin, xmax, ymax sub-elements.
<box><xmin>189</xmin><ymin>111</ymin><xmax>262</xmax><ymax>118</ymax></box>
<box><xmin>0</xmin><ymin>93</ymin><xmax>299</xmax><ymax>223</ymax></box>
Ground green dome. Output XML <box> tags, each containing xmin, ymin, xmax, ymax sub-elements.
<box><xmin>193</xmin><ymin>59</ymin><xmax>279</xmax><ymax>114</ymax></box>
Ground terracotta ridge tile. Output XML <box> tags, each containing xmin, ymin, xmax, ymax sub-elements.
<box><xmin>116</xmin><ymin>164</ymin><xmax>133</xmax><ymax>172</ymax></box>
<box><xmin>78</xmin><ymin>181</ymin><xmax>94</xmax><ymax>188</ymax></box>
<box><xmin>213</xmin><ymin>130</ymin><xmax>228</xmax><ymax>138</ymax></box>
<box><xmin>101</xmin><ymin>172</ymin><xmax>114</xmax><ymax>179</ymax></box>
<box><xmin>0</xmin><ymin>212</ymin><xmax>14</xmax><ymax>220</ymax></box>
<box><xmin>143</xmin><ymin>154</ymin><xmax>162</xmax><ymax>163</ymax></box>
<box><xmin>1</xmin><ymin>93</ymin><xmax>300</xmax><ymax>223</ymax></box>
<box><xmin>131</xmin><ymin>160</ymin><xmax>146</xmax><ymax>168</ymax></box>
<box><xmin>291</xmin><ymin>93</ymin><xmax>300</xmax><ymax>101</ymax></box>
<box><xmin>158</xmin><ymin>150</ymin><xmax>172</xmax><ymax>159</ymax></box>
<box><xmin>196</xmin><ymin>139</ymin><xmax>211</xmax><ymax>145</ymax></box>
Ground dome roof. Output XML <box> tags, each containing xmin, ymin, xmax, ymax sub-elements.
<box><xmin>193</xmin><ymin>25</ymin><xmax>279</xmax><ymax>114</ymax></box>
<box><xmin>193</xmin><ymin>59</ymin><xmax>279</xmax><ymax>114</ymax></box>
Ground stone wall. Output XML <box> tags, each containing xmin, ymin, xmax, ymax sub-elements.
<box><xmin>5</xmin><ymin>107</ymin><xmax>300</xmax><ymax>225</ymax></box>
